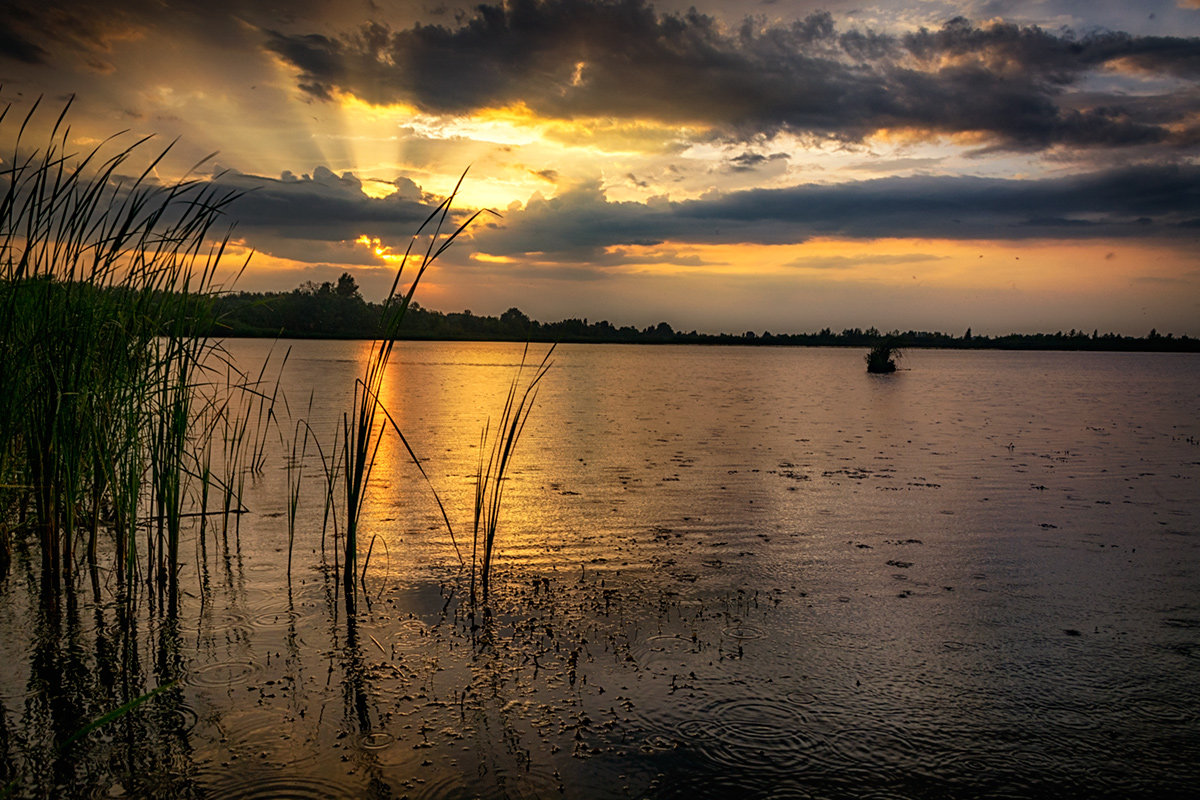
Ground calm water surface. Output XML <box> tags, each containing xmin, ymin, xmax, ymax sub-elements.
<box><xmin>2</xmin><ymin>342</ymin><xmax>1198</xmax><ymax>798</ymax></box>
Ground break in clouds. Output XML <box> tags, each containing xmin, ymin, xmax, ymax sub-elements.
<box><xmin>265</xmin><ymin>0</ymin><xmax>1200</xmax><ymax>150</ymax></box>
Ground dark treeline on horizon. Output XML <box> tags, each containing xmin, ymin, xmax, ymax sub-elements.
<box><xmin>205</xmin><ymin>273</ymin><xmax>1200</xmax><ymax>352</ymax></box>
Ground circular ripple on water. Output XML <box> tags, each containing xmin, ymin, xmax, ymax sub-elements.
<box><xmin>827</xmin><ymin>724</ymin><xmax>923</xmax><ymax>770</ymax></box>
<box><xmin>1124</xmin><ymin>696</ymin><xmax>1195</xmax><ymax>725</ymax></box>
<box><xmin>186</xmin><ymin>658</ymin><xmax>262</xmax><ymax>689</ymax></box>
<box><xmin>784</xmin><ymin>690</ymin><xmax>819</xmax><ymax>706</ymax></box>
<box><xmin>191</xmin><ymin>609</ymin><xmax>251</xmax><ymax>637</ymax></box>
<box><xmin>490</xmin><ymin>764</ymin><xmax>564</xmax><ymax>800</ymax></box>
<box><xmin>642</xmin><ymin>732</ymin><xmax>680</xmax><ymax>752</ymax></box>
<box><xmin>396</xmin><ymin>617</ymin><xmax>428</xmax><ymax>631</ymax></box>
<box><xmin>894</xmin><ymin>741</ymin><xmax>1021</xmax><ymax>787</ymax></box>
<box><xmin>678</xmin><ymin>697</ymin><xmax>832</xmax><ymax>772</ymax></box>
<box><xmin>240</xmin><ymin>560</ymin><xmax>283</xmax><ymax>577</ymax></box>
<box><xmin>400</xmin><ymin>764</ymin><xmax>563</xmax><ymax>800</ymax></box>
<box><xmin>212</xmin><ymin>708</ymin><xmax>320</xmax><ymax>769</ymax></box>
<box><xmin>358</xmin><ymin>731</ymin><xmax>395</xmax><ymax>750</ymax></box>
<box><xmin>388</xmin><ymin>618</ymin><xmax>431</xmax><ymax>648</ymax></box>
<box><xmin>395</xmin><ymin>772</ymin><xmax>477</xmax><ymax>800</ymax></box>
<box><xmin>763</xmin><ymin>787</ymin><xmax>817</xmax><ymax>800</ymax></box>
<box><xmin>675</xmin><ymin>717</ymin><xmax>725</xmax><ymax>741</ymax></box>
<box><xmin>1038</xmin><ymin>702</ymin><xmax>1102</xmax><ymax>733</ymax></box>
<box><xmin>248</xmin><ymin>606</ymin><xmax>300</xmax><ymax>629</ymax></box>
<box><xmin>645</xmin><ymin>632</ymin><xmax>691</xmax><ymax>645</ymax></box>
<box><xmin>167</xmin><ymin>702</ymin><xmax>201</xmax><ymax>734</ymax></box>
<box><xmin>631</xmin><ymin>633</ymin><xmax>699</xmax><ymax>670</ymax></box>
<box><xmin>722</xmin><ymin>624</ymin><xmax>765</xmax><ymax>641</ymax></box>
<box><xmin>200</xmin><ymin>772</ymin><xmax>359</xmax><ymax>799</ymax></box>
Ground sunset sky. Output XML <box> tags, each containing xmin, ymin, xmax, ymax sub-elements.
<box><xmin>3</xmin><ymin>0</ymin><xmax>1199</xmax><ymax>335</ymax></box>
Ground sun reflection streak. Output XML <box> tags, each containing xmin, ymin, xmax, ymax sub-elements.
<box><xmin>356</xmin><ymin>343</ymin><xmax>565</xmax><ymax>575</ymax></box>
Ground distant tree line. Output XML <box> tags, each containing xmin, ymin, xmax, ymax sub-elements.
<box><xmin>210</xmin><ymin>272</ymin><xmax>380</xmax><ymax>338</ymax></box>
<box><xmin>205</xmin><ymin>273</ymin><xmax>1200</xmax><ymax>352</ymax></box>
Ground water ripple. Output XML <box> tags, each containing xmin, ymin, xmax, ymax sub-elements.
<box><xmin>722</xmin><ymin>624</ymin><xmax>765</xmax><ymax>640</ymax></box>
<box><xmin>669</xmin><ymin>697</ymin><xmax>834</xmax><ymax>773</ymax></box>
<box><xmin>212</xmin><ymin>708</ymin><xmax>319</xmax><ymax>768</ymax></box>
<box><xmin>186</xmin><ymin>658</ymin><xmax>262</xmax><ymax>689</ymax></box>
<box><xmin>199</xmin><ymin>771</ymin><xmax>360</xmax><ymax>799</ymax></box>
<box><xmin>358</xmin><ymin>730</ymin><xmax>394</xmax><ymax>750</ymax></box>
<box><xmin>248</xmin><ymin>606</ymin><xmax>300</xmax><ymax>628</ymax></box>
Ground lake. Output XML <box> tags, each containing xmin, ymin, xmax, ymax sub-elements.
<box><xmin>2</xmin><ymin>342</ymin><xmax>1198</xmax><ymax>798</ymax></box>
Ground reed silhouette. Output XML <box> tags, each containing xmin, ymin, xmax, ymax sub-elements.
<box><xmin>0</xmin><ymin>97</ymin><xmax>255</xmax><ymax>614</ymax></box>
<box><xmin>336</xmin><ymin>171</ymin><xmax>490</xmax><ymax>616</ymax></box>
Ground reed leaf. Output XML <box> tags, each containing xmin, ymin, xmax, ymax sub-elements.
<box><xmin>338</xmin><ymin>169</ymin><xmax>491</xmax><ymax>616</ymax></box>
<box><xmin>471</xmin><ymin>343</ymin><xmax>554</xmax><ymax>610</ymax></box>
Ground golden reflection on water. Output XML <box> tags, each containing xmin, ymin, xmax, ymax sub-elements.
<box><xmin>366</xmin><ymin>342</ymin><xmax>563</xmax><ymax>567</ymax></box>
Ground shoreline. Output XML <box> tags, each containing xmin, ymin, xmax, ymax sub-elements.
<box><xmin>208</xmin><ymin>329</ymin><xmax>1200</xmax><ymax>353</ymax></box>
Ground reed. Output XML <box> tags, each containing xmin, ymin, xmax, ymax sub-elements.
<box><xmin>0</xmin><ymin>678</ymin><xmax>180</xmax><ymax>800</ymax></box>
<box><xmin>182</xmin><ymin>346</ymin><xmax>287</xmax><ymax>598</ymax></box>
<box><xmin>470</xmin><ymin>344</ymin><xmax>554</xmax><ymax>611</ymax></box>
<box><xmin>283</xmin><ymin>401</ymin><xmax>314</xmax><ymax>583</ymax></box>
<box><xmin>0</xmin><ymin>97</ymin><xmax>242</xmax><ymax>611</ymax></box>
<box><xmin>339</xmin><ymin>171</ymin><xmax>489</xmax><ymax>615</ymax></box>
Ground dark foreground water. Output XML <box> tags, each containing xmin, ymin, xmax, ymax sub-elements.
<box><xmin>2</xmin><ymin>343</ymin><xmax>1198</xmax><ymax>798</ymax></box>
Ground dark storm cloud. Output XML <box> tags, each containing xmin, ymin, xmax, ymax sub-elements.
<box><xmin>210</xmin><ymin>166</ymin><xmax>442</xmax><ymax>261</ymax></box>
<box><xmin>135</xmin><ymin>157</ymin><xmax>1198</xmax><ymax>270</ymax></box>
<box><xmin>263</xmin><ymin>0</ymin><xmax>1200</xmax><ymax>150</ymax></box>
<box><xmin>0</xmin><ymin>1</ymin><xmax>147</xmax><ymax>70</ymax></box>
<box><xmin>683</xmin><ymin>163</ymin><xmax>1200</xmax><ymax>236</ymax></box>
<box><xmin>0</xmin><ymin>27</ymin><xmax>49</xmax><ymax>65</ymax></box>
<box><xmin>903</xmin><ymin>16</ymin><xmax>1200</xmax><ymax>80</ymax></box>
<box><xmin>473</xmin><ymin>164</ymin><xmax>1200</xmax><ymax>260</ymax></box>
<box><xmin>0</xmin><ymin>0</ymin><xmax>329</xmax><ymax>69</ymax></box>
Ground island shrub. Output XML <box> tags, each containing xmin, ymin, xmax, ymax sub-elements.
<box><xmin>866</xmin><ymin>338</ymin><xmax>903</xmax><ymax>373</ymax></box>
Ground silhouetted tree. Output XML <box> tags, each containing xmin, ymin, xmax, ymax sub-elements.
<box><xmin>336</xmin><ymin>272</ymin><xmax>360</xmax><ymax>298</ymax></box>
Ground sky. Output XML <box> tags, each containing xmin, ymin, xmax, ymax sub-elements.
<box><xmin>3</xmin><ymin>0</ymin><xmax>1199</xmax><ymax>335</ymax></box>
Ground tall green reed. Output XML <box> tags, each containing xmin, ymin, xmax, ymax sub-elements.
<box><xmin>339</xmin><ymin>172</ymin><xmax>487</xmax><ymax>616</ymax></box>
<box><xmin>283</xmin><ymin>395</ymin><xmax>315</xmax><ymax>583</ymax></box>
<box><xmin>0</xmin><ymin>97</ymin><xmax>242</xmax><ymax>611</ymax></box>
<box><xmin>470</xmin><ymin>344</ymin><xmax>554</xmax><ymax>612</ymax></box>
